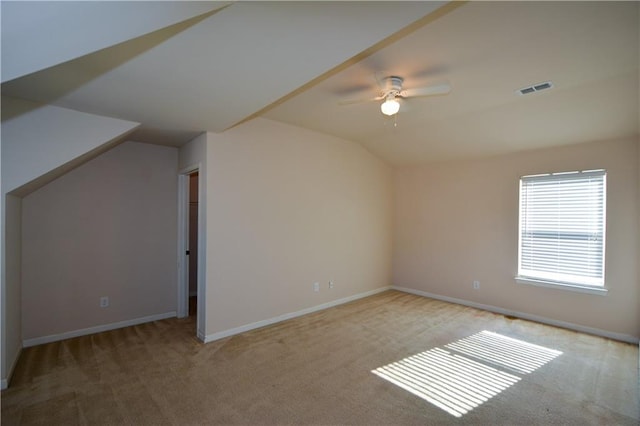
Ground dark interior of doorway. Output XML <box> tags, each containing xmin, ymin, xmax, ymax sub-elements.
<box><xmin>188</xmin><ymin>172</ymin><xmax>199</xmax><ymax>317</ymax></box>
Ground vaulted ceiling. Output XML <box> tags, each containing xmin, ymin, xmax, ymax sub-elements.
<box><xmin>2</xmin><ymin>1</ymin><xmax>638</xmax><ymax>166</ymax></box>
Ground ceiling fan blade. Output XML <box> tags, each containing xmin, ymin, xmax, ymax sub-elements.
<box><xmin>402</xmin><ymin>83</ymin><xmax>451</xmax><ymax>98</ymax></box>
<box><xmin>338</xmin><ymin>95</ymin><xmax>384</xmax><ymax>106</ymax></box>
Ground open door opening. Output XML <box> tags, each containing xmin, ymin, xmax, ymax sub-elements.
<box><xmin>188</xmin><ymin>172</ymin><xmax>199</xmax><ymax>318</ymax></box>
<box><xmin>177</xmin><ymin>165</ymin><xmax>203</xmax><ymax>341</ymax></box>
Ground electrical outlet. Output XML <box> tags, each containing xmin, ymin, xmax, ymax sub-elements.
<box><xmin>329</xmin><ymin>280</ymin><xmax>334</xmax><ymax>289</ymax></box>
<box><xmin>473</xmin><ymin>280</ymin><xmax>480</xmax><ymax>290</ymax></box>
<box><xmin>99</xmin><ymin>296</ymin><xmax>109</xmax><ymax>308</ymax></box>
<box><xmin>313</xmin><ymin>282</ymin><xmax>320</xmax><ymax>292</ymax></box>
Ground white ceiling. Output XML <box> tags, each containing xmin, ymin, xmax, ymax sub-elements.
<box><xmin>2</xmin><ymin>1</ymin><xmax>638</xmax><ymax>166</ymax></box>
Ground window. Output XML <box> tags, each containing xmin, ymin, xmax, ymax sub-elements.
<box><xmin>517</xmin><ymin>170</ymin><xmax>606</xmax><ymax>292</ymax></box>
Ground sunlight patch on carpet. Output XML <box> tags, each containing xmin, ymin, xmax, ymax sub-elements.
<box><xmin>372</xmin><ymin>347</ymin><xmax>520</xmax><ymax>417</ymax></box>
<box><xmin>372</xmin><ymin>330</ymin><xmax>562</xmax><ymax>418</ymax></box>
<box><xmin>445</xmin><ymin>330</ymin><xmax>562</xmax><ymax>374</ymax></box>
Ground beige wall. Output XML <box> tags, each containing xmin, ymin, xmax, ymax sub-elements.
<box><xmin>178</xmin><ymin>132</ymin><xmax>206</xmax><ymax>172</ymax></box>
<box><xmin>394</xmin><ymin>138</ymin><xmax>639</xmax><ymax>338</ymax></box>
<box><xmin>21</xmin><ymin>141</ymin><xmax>179</xmax><ymax>341</ymax></box>
<box><xmin>204</xmin><ymin>118</ymin><xmax>394</xmax><ymax>335</ymax></box>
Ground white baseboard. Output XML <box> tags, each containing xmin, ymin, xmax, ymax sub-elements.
<box><xmin>203</xmin><ymin>286</ymin><xmax>391</xmax><ymax>343</ymax></box>
<box><xmin>392</xmin><ymin>286</ymin><xmax>640</xmax><ymax>344</ymax></box>
<box><xmin>1</xmin><ymin>378</ymin><xmax>7</xmax><ymax>391</ymax></box>
<box><xmin>23</xmin><ymin>311</ymin><xmax>177</xmax><ymax>348</ymax></box>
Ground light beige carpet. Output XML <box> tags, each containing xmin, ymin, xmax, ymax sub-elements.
<box><xmin>1</xmin><ymin>290</ymin><xmax>638</xmax><ymax>425</ymax></box>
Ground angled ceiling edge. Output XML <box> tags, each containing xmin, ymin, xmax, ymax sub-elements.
<box><xmin>1</xmin><ymin>1</ymin><xmax>231</xmax><ymax>83</ymax></box>
<box><xmin>1</xmin><ymin>8</ymin><xmax>227</xmax><ymax>106</ymax></box>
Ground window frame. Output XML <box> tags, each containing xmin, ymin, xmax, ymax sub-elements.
<box><xmin>515</xmin><ymin>169</ymin><xmax>608</xmax><ymax>295</ymax></box>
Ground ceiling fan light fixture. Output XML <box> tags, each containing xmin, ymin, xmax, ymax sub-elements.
<box><xmin>381</xmin><ymin>98</ymin><xmax>400</xmax><ymax>116</ymax></box>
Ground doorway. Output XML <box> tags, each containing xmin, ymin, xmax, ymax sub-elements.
<box><xmin>188</xmin><ymin>172</ymin><xmax>199</xmax><ymax>317</ymax></box>
<box><xmin>177</xmin><ymin>166</ymin><xmax>204</xmax><ymax>340</ymax></box>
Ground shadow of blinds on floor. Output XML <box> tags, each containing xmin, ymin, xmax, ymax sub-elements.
<box><xmin>372</xmin><ymin>330</ymin><xmax>562</xmax><ymax>418</ymax></box>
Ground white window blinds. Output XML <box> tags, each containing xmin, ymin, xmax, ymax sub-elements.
<box><xmin>518</xmin><ymin>170</ymin><xmax>606</xmax><ymax>287</ymax></box>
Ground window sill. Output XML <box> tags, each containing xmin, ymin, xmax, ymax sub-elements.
<box><xmin>515</xmin><ymin>276</ymin><xmax>608</xmax><ymax>296</ymax></box>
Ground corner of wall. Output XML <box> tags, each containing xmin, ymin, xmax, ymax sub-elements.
<box><xmin>1</xmin><ymin>194</ymin><xmax>5</xmax><ymax>387</ymax></box>
<box><xmin>1</xmin><ymin>194</ymin><xmax>23</xmax><ymax>389</ymax></box>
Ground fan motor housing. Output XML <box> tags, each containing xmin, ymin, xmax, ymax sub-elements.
<box><xmin>384</xmin><ymin>76</ymin><xmax>404</xmax><ymax>94</ymax></box>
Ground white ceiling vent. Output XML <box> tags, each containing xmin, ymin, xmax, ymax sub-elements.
<box><xmin>516</xmin><ymin>81</ymin><xmax>554</xmax><ymax>95</ymax></box>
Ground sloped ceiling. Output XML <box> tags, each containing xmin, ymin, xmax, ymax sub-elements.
<box><xmin>265</xmin><ymin>1</ymin><xmax>639</xmax><ymax>165</ymax></box>
<box><xmin>2</xmin><ymin>1</ymin><xmax>638</xmax><ymax>166</ymax></box>
<box><xmin>1</xmin><ymin>1</ymin><xmax>446</xmax><ymax>146</ymax></box>
<box><xmin>0</xmin><ymin>1</ymin><xmax>230</xmax><ymax>83</ymax></box>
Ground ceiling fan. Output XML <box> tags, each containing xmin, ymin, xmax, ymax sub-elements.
<box><xmin>339</xmin><ymin>76</ymin><xmax>451</xmax><ymax>116</ymax></box>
